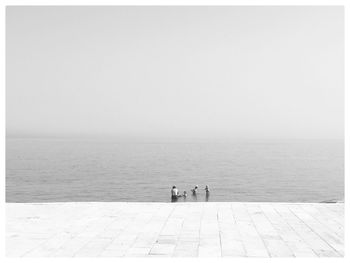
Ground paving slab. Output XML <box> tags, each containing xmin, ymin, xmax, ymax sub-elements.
<box><xmin>6</xmin><ymin>202</ymin><xmax>344</xmax><ymax>257</ymax></box>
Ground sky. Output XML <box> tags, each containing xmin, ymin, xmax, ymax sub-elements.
<box><xmin>6</xmin><ymin>6</ymin><xmax>344</xmax><ymax>140</ymax></box>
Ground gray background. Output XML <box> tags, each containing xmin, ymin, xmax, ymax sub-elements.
<box><xmin>7</xmin><ymin>6</ymin><xmax>344</xmax><ymax>140</ymax></box>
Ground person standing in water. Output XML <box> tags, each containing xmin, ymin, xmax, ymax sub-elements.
<box><xmin>182</xmin><ymin>191</ymin><xmax>187</xmax><ymax>201</ymax></box>
<box><xmin>191</xmin><ymin>185</ymin><xmax>198</xmax><ymax>194</ymax></box>
<box><xmin>191</xmin><ymin>185</ymin><xmax>198</xmax><ymax>201</ymax></box>
<box><xmin>204</xmin><ymin>185</ymin><xmax>210</xmax><ymax>202</ymax></box>
<box><xmin>171</xmin><ymin>185</ymin><xmax>179</xmax><ymax>202</ymax></box>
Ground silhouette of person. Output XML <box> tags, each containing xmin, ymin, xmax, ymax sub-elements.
<box><xmin>204</xmin><ymin>185</ymin><xmax>210</xmax><ymax>202</ymax></box>
<box><xmin>182</xmin><ymin>191</ymin><xmax>187</xmax><ymax>201</ymax></box>
<box><xmin>191</xmin><ymin>185</ymin><xmax>198</xmax><ymax>201</ymax></box>
<box><xmin>171</xmin><ymin>185</ymin><xmax>179</xmax><ymax>202</ymax></box>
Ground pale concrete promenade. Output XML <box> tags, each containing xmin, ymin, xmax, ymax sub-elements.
<box><xmin>6</xmin><ymin>202</ymin><xmax>344</xmax><ymax>257</ymax></box>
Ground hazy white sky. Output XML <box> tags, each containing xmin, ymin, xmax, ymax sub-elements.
<box><xmin>6</xmin><ymin>6</ymin><xmax>344</xmax><ymax>139</ymax></box>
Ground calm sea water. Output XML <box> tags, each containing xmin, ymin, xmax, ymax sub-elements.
<box><xmin>6</xmin><ymin>138</ymin><xmax>344</xmax><ymax>203</ymax></box>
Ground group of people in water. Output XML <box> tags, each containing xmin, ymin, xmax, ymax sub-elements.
<box><xmin>171</xmin><ymin>185</ymin><xmax>210</xmax><ymax>202</ymax></box>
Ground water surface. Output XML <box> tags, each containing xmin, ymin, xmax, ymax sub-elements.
<box><xmin>6</xmin><ymin>138</ymin><xmax>344</xmax><ymax>203</ymax></box>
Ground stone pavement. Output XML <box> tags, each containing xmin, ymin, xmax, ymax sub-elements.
<box><xmin>6</xmin><ymin>202</ymin><xmax>344</xmax><ymax>257</ymax></box>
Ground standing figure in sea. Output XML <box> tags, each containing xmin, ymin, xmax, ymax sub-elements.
<box><xmin>171</xmin><ymin>185</ymin><xmax>179</xmax><ymax>202</ymax></box>
<box><xmin>191</xmin><ymin>185</ymin><xmax>198</xmax><ymax>201</ymax></box>
<box><xmin>204</xmin><ymin>185</ymin><xmax>210</xmax><ymax>202</ymax></box>
<box><xmin>182</xmin><ymin>191</ymin><xmax>187</xmax><ymax>201</ymax></box>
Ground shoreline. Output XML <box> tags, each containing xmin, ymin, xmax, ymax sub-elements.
<box><xmin>5</xmin><ymin>199</ymin><xmax>345</xmax><ymax>204</ymax></box>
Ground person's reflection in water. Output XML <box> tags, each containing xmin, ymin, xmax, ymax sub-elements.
<box><xmin>171</xmin><ymin>185</ymin><xmax>179</xmax><ymax>202</ymax></box>
<box><xmin>205</xmin><ymin>185</ymin><xmax>210</xmax><ymax>202</ymax></box>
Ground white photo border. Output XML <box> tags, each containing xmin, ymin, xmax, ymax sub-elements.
<box><xmin>1</xmin><ymin>1</ymin><xmax>348</xmax><ymax>263</ymax></box>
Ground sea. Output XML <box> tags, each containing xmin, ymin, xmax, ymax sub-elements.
<box><xmin>6</xmin><ymin>138</ymin><xmax>344</xmax><ymax>203</ymax></box>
